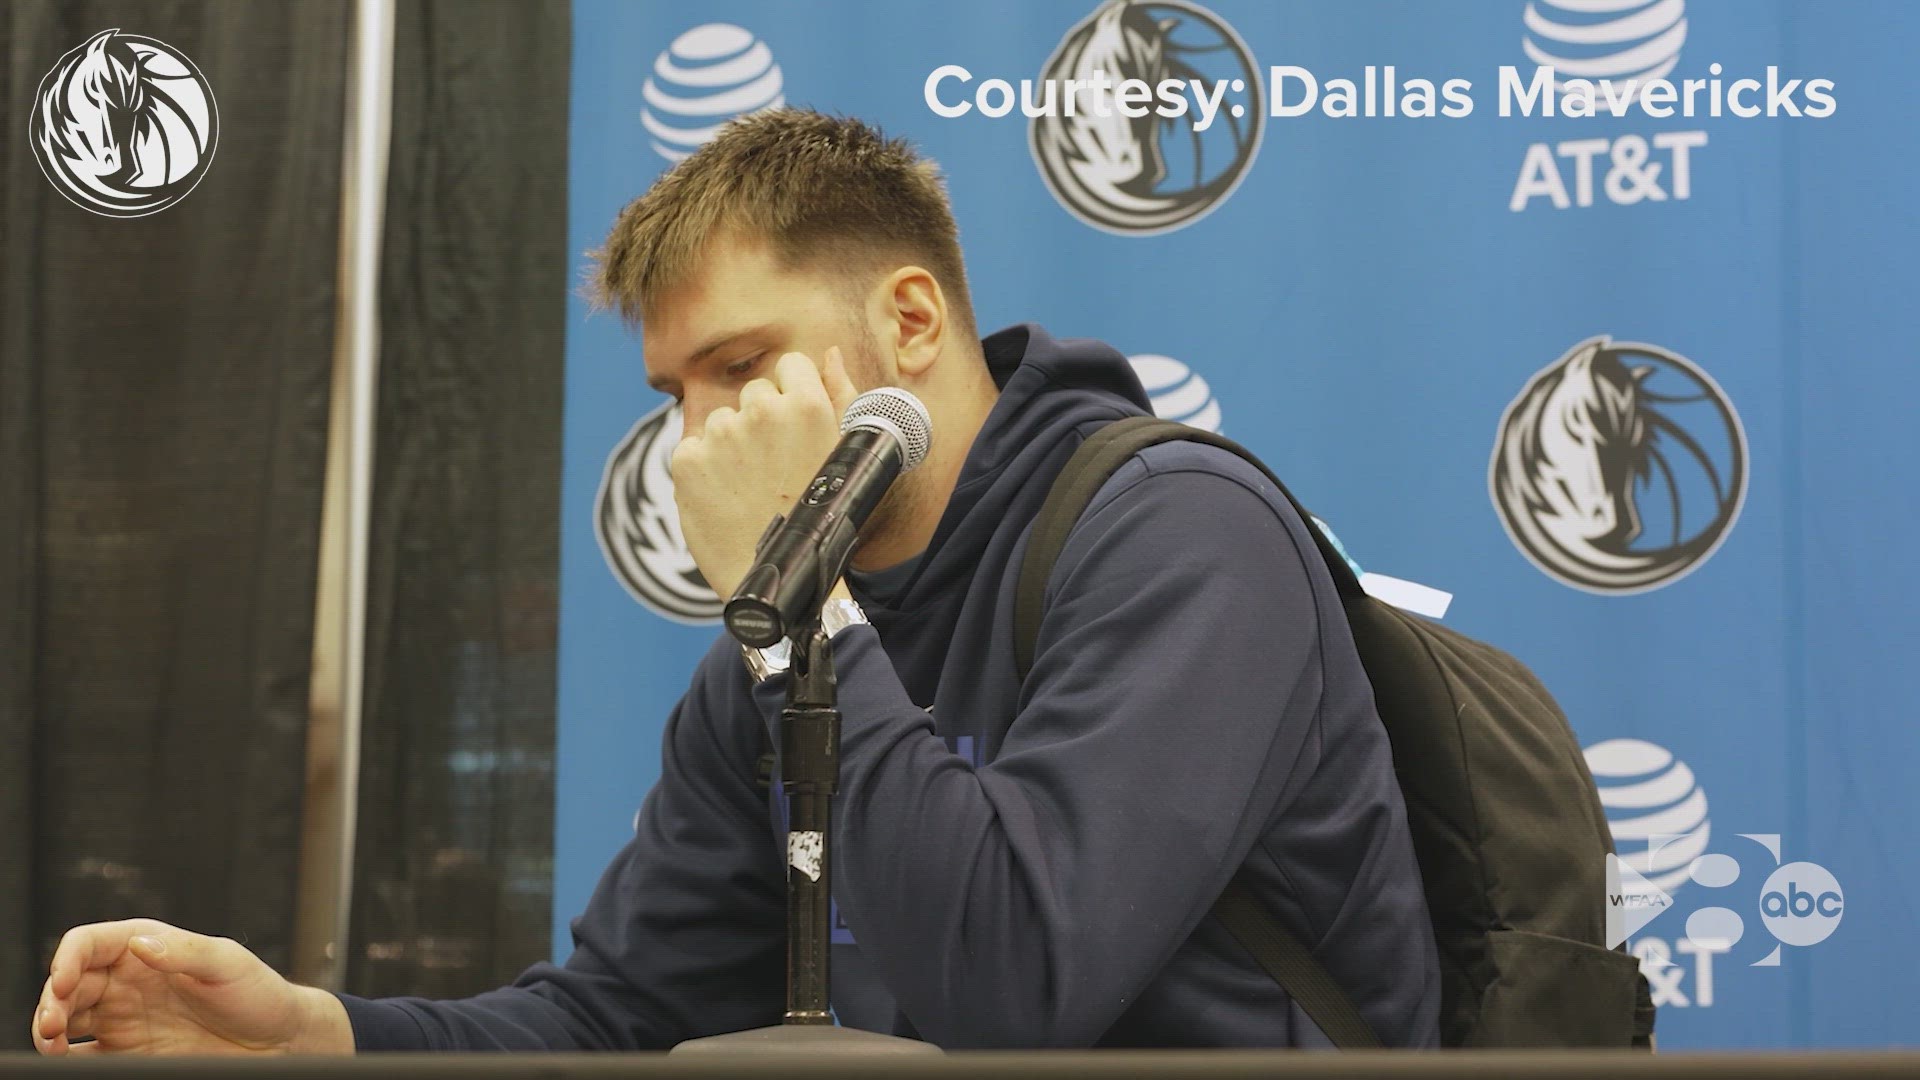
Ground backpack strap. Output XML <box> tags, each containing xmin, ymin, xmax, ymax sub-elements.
<box><xmin>1010</xmin><ymin>416</ymin><xmax>1381</xmax><ymax>1048</ymax></box>
<box><xmin>1013</xmin><ymin>416</ymin><xmax>1360</xmax><ymax>683</ymax></box>
<box><xmin>1634</xmin><ymin>965</ymin><xmax>1657</xmax><ymax>1048</ymax></box>
<box><xmin>1217</xmin><ymin>874</ymin><xmax>1383</xmax><ymax>1049</ymax></box>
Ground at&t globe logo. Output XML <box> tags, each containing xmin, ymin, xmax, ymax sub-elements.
<box><xmin>1522</xmin><ymin>0</ymin><xmax>1688</xmax><ymax>91</ymax></box>
<box><xmin>641</xmin><ymin>24</ymin><xmax>784</xmax><ymax>163</ymax></box>
<box><xmin>31</xmin><ymin>29</ymin><xmax>219</xmax><ymax>217</ymax></box>
<box><xmin>1031</xmin><ymin>0</ymin><xmax>1262</xmax><ymax>235</ymax></box>
<box><xmin>1129</xmin><ymin>353</ymin><xmax>1221</xmax><ymax>432</ymax></box>
<box><xmin>1490</xmin><ymin>336</ymin><xmax>1746</xmax><ymax>594</ymax></box>
<box><xmin>1586</xmin><ymin>738</ymin><xmax>1709</xmax><ymax>893</ymax></box>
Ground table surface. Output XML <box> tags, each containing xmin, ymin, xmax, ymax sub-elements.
<box><xmin>0</xmin><ymin>1049</ymin><xmax>1917</xmax><ymax>1080</ymax></box>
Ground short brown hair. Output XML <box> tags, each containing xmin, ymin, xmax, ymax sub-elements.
<box><xmin>588</xmin><ymin>109</ymin><xmax>975</xmax><ymax>332</ymax></box>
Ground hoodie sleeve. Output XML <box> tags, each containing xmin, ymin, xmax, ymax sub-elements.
<box><xmin>751</xmin><ymin>451</ymin><xmax>1331</xmax><ymax>1048</ymax></box>
<box><xmin>339</xmin><ymin>640</ymin><xmax>786</xmax><ymax>1050</ymax></box>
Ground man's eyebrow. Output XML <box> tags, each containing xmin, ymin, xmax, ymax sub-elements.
<box><xmin>646</xmin><ymin>323</ymin><xmax>778</xmax><ymax>393</ymax></box>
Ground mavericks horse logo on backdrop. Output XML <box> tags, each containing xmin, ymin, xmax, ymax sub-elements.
<box><xmin>1490</xmin><ymin>337</ymin><xmax>1746</xmax><ymax>594</ymax></box>
<box><xmin>596</xmin><ymin>402</ymin><xmax>723</xmax><ymax>623</ymax></box>
<box><xmin>31</xmin><ymin>29</ymin><xmax>219</xmax><ymax>217</ymax></box>
<box><xmin>1031</xmin><ymin>0</ymin><xmax>1263</xmax><ymax>235</ymax></box>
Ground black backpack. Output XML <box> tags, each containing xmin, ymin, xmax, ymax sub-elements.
<box><xmin>1012</xmin><ymin>416</ymin><xmax>1655</xmax><ymax>1049</ymax></box>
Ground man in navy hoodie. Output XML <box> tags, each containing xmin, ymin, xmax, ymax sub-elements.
<box><xmin>33</xmin><ymin>110</ymin><xmax>1438</xmax><ymax>1055</ymax></box>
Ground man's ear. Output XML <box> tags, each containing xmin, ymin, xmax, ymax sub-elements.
<box><xmin>881</xmin><ymin>266</ymin><xmax>946</xmax><ymax>379</ymax></box>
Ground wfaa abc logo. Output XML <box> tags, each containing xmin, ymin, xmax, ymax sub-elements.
<box><xmin>1590</xmin><ymin>739</ymin><xmax>1845</xmax><ymax>1010</ymax></box>
<box><xmin>1490</xmin><ymin>336</ymin><xmax>1746</xmax><ymax>595</ymax></box>
<box><xmin>30</xmin><ymin>28</ymin><xmax>219</xmax><ymax>217</ymax></box>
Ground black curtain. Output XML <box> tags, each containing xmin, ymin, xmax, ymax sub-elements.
<box><xmin>345</xmin><ymin>0</ymin><xmax>568</xmax><ymax>999</ymax></box>
<box><xmin>0</xmin><ymin>0</ymin><xmax>350</xmax><ymax>1049</ymax></box>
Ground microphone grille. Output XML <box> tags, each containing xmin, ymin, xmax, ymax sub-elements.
<box><xmin>842</xmin><ymin>388</ymin><xmax>933</xmax><ymax>472</ymax></box>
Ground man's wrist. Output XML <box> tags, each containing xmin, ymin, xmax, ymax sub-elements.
<box><xmin>738</xmin><ymin>586</ymin><xmax>866</xmax><ymax>683</ymax></box>
<box><xmin>289</xmin><ymin>985</ymin><xmax>356</xmax><ymax>1055</ymax></box>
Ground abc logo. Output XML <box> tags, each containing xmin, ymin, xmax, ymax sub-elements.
<box><xmin>1759</xmin><ymin>862</ymin><xmax>1843</xmax><ymax>947</ymax></box>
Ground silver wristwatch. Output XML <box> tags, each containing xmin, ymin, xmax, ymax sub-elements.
<box><xmin>739</xmin><ymin>596</ymin><xmax>870</xmax><ymax>683</ymax></box>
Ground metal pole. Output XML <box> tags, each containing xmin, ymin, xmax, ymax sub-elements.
<box><xmin>294</xmin><ymin>0</ymin><xmax>395</xmax><ymax>991</ymax></box>
<box><xmin>782</xmin><ymin>624</ymin><xmax>839</xmax><ymax>1024</ymax></box>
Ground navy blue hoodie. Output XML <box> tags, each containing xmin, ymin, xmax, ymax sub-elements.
<box><xmin>339</xmin><ymin>325</ymin><xmax>1440</xmax><ymax>1050</ymax></box>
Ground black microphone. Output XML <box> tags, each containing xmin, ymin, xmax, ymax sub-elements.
<box><xmin>723</xmin><ymin>387</ymin><xmax>933</xmax><ymax>649</ymax></box>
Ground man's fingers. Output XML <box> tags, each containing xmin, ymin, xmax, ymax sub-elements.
<box><xmin>60</xmin><ymin>969</ymin><xmax>111</xmax><ymax>1018</ymax></box>
<box><xmin>822</xmin><ymin>345</ymin><xmax>860</xmax><ymax>416</ymax></box>
<box><xmin>737</xmin><ymin>376</ymin><xmax>779</xmax><ymax>412</ymax></box>
<box><xmin>64</xmin><ymin>1008</ymin><xmax>94</xmax><ymax>1041</ymax></box>
<box><xmin>771</xmin><ymin>351</ymin><xmax>825</xmax><ymax>398</ymax></box>
<box><xmin>35</xmin><ymin>981</ymin><xmax>54</xmax><ymax>1040</ymax></box>
<box><xmin>37</xmin><ymin>968</ymin><xmax>105</xmax><ymax>1043</ymax></box>
<box><xmin>126</xmin><ymin>929</ymin><xmax>247</xmax><ymax>984</ymax></box>
<box><xmin>50</xmin><ymin>924</ymin><xmax>112</xmax><ymax>997</ymax></box>
<box><xmin>50</xmin><ymin>920</ymin><xmax>167</xmax><ymax>997</ymax></box>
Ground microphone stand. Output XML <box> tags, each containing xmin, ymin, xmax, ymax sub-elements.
<box><xmin>672</xmin><ymin>611</ymin><xmax>939</xmax><ymax>1056</ymax></box>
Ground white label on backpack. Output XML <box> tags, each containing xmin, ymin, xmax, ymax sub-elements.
<box><xmin>1359</xmin><ymin>572</ymin><xmax>1453</xmax><ymax>619</ymax></box>
<box><xmin>788</xmin><ymin>830</ymin><xmax>824</xmax><ymax>882</ymax></box>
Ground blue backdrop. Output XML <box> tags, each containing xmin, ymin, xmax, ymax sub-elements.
<box><xmin>560</xmin><ymin>0</ymin><xmax>1919</xmax><ymax>1048</ymax></box>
